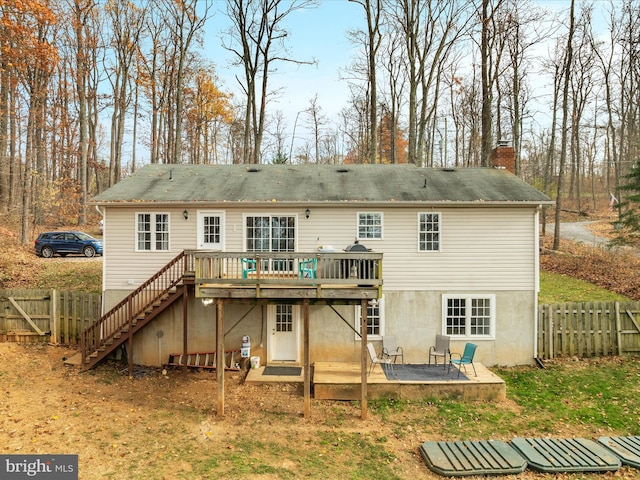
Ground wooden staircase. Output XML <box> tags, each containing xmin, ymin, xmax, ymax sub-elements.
<box><xmin>80</xmin><ymin>251</ymin><xmax>193</xmax><ymax>370</ymax></box>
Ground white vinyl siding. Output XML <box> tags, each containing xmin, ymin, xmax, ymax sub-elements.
<box><xmin>103</xmin><ymin>206</ymin><xmax>537</xmax><ymax>294</ymax></box>
<box><xmin>380</xmin><ymin>208</ymin><xmax>537</xmax><ymax>291</ymax></box>
<box><xmin>103</xmin><ymin>208</ymin><xmax>194</xmax><ymax>290</ymax></box>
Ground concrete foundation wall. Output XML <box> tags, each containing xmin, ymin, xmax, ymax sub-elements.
<box><xmin>103</xmin><ymin>289</ymin><xmax>535</xmax><ymax>368</ymax></box>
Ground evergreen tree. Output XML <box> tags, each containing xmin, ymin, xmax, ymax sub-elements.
<box><xmin>616</xmin><ymin>160</ymin><xmax>640</xmax><ymax>241</ymax></box>
<box><xmin>271</xmin><ymin>152</ymin><xmax>288</xmax><ymax>164</ymax></box>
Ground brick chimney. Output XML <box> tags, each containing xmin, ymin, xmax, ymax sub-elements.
<box><xmin>491</xmin><ymin>140</ymin><xmax>515</xmax><ymax>174</ymax></box>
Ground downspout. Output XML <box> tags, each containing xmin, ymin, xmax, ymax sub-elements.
<box><xmin>533</xmin><ymin>206</ymin><xmax>542</xmax><ymax>367</ymax></box>
<box><xmin>95</xmin><ymin>205</ymin><xmax>106</xmax><ymax>317</ymax></box>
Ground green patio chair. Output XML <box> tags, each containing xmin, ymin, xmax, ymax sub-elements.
<box><xmin>448</xmin><ymin>342</ymin><xmax>477</xmax><ymax>378</ymax></box>
<box><xmin>298</xmin><ymin>258</ymin><xmax>317</xmax><ymax>279</ymax></box>
<box><xmin>241</xmin><ymin>258</ymin><xmax>257</xmax><ymax>278</ymax></box>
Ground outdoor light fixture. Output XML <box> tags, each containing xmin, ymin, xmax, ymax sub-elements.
<box><xmin>183</xmin><ymin>209</ymin><xmax>189</xmax><ymax>220</ymax></box>
<box><xmin>305</xmin><ymin>208</ymin><xmax>310</xmax><ymax>219</ymax></box>
<box><xmin>202</xmin><ymin>298</ymin><xmax>214</xmax><ymax>307</ymax></box>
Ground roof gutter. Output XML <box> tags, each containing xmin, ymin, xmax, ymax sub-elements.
<box><xmin>89</xmin><ymin>200</ymin><xmax>555</xmax><ymax>208</ymax></box>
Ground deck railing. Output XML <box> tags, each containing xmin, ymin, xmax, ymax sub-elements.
<box><xmin>81</xmin><ymin>251</ymin><xmax>191</xmax><ymax>367</ymax></box>
<box><xmin>189</xmin><ymin>251</ymin><xmax>383</xmax><ymax>288</ymax></box>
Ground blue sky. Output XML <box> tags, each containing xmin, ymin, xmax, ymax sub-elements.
<box><xmin>204</xmin><ymin>1</ymin><xmax>365</xmax><ymax>135</ymax></box>
<box><xmin>194</xmin><ymin>0</ymin><xmax>608</xmax><ymax>154</ymax></box>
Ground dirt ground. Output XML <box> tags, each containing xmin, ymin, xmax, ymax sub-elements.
<box><xmin>1</xmin><ymin>343</ymin><xmax>638</xmax><ymax>480</ymax></box>
<box><xmin>1</xmin><ymin>212</ymin><xmax>638</xmax><ymax>479</ymax></box>
<box><xmin>0</xmin><ymin>342</ymin><xmax>433</xmax><ymax>479</ymax></box>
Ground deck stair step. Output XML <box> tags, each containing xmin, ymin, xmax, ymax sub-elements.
<box><xmin>167</xmin><ymin>350</ymin><xmax>242</xmax><ymax>371</ymax></box>
<box><xmin>80</xmin><ymin>251</ymin><xmax>189</xmax><ymax>370</ymax></box>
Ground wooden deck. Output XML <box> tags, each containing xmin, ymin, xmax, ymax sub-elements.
<box><xmin>246</xmin><ymin>361</ymin><xmax>506</xmax><ymax>402</ymax></box>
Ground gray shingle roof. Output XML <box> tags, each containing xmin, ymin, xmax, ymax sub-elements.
<box><xmin>90</xmin><ymin>164</ymin><xmax>553</xmax><ymax>206</ymax></box>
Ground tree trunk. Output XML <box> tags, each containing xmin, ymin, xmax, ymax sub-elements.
<box><xmin>480</xmin><ymin>0</ymin><xmax>493</xmax><ymax>167</ymax></box>
<box><xmin>553</xmin><ymin>0</ymin><xmax>575</xmax><ymax>250</ymax></box>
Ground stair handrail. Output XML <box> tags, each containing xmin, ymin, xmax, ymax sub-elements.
<box><xmin>81</xmin><ymin>251</ymin><xmax>191</xmax><ymax>366</ymax></box>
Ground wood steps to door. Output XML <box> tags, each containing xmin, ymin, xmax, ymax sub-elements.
<box><xmin>80</xmin><ymin>251</ymin><xmax>190</xmax><ymax>371</ymax></box>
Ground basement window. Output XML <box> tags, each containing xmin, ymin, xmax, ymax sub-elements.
<box><xmin>442</xmin><ymin>294</ymin><xmax>495</xmax><ymax>339</ymax></box>
<box><xmin>355</xmin><ymin>296</ymin><xmax>385</xmax><ymax>340</ymax></box>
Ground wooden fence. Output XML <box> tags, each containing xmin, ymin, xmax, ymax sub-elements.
<box><xmin>537</xmin><ymin>301</ymin><xmax>640</xmax><ymax>359</ymax></box>
<box><xmin>0</xmin><ymin>289</ymin><xmax>101</xmax><ymax>344</ymax></box>
<box><xmin>2</xmin><ymin>289</ymin><xmax>639</xmax><ymax>359</ymax></box>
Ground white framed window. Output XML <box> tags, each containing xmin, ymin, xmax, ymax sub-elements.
<box><xmin>245</xmin><ymin>215</ymin><xmax>296</xmax><ymax>253</ymax></box>
<box><xmin>197</xmin><ymin>211</ymin><xmax>225</xmax><ymax>250</ymax></box>
<box><xmin>355</xmin><ymin>296</ymin><xmax>385</xmax><ymax>340</ymax></box>
<box><xmin>245</xmin><ymin>215</ymin><xmax>296</xmax><ymax>272</ymax></box>
<box><xmin>136</xmin><ymin>213</ymin><xmax>169</xmax><ymax>251</ymax></box>
<box><xmin>357</xmin><ymin>212</ymin><xmax>383</xmax><ymax>240</ymax></box>
<box><xmin>418</xmin><ymin>212</ymin><xmax>440</xmax><ymax>251</ymax></box>
<box><xmin>442</xmin><ymin>294</ymin><xmax>495</xmax><ymax>339</ymax></box>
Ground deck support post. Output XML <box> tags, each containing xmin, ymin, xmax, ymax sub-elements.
<box><xmin>361</xmin><ymin>298</ymin><xmax>368</xmax><ymax>420</ymax></box>
<box><xmin>216</xmin><ymin>298</ymin><xmax>225</xmax><ymax>416</ymax></box>
<box><xmin>127</xmin><ymin>296</ymin><xmax>134</xmax><ymax>377</ymax></box>
<box><xmin>182</xmin><ymin>285</ymin><xmax>188</xmax><ymax>372</ymax></box>
<box><xmin>303</xmin><ymin>299</ymin><xmax>311</xmax><ymax>418</ymax></box>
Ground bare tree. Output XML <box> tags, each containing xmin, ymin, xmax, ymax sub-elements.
<box><xmin>389</xmin><ymin>0</ymin><xmax>471</xmax><ymax>165</ymax></box>
<box><xmin>615</xmin><ymin>0</ymin><xmax>640</xmax><ymax>212</ymax></box>
<box><xmin>224</xmin><ymin>0</ymin><xmax>316</xmax><ymax>164</ymax></box>
<box><xmin>590</xmin><ymin>2</ymin><xmax>620</xmax><ymax>198</ymax></box>
<box><xmin>350</xmin><ymin>0</ymin><xmax>382</xmax><ymax>164</ymax></box>
<box><xmin>69</xmin><ymin>0</ymin><xmax>99</xmax><ymax>225</ymax></box>
<box><xmin>304</xmin><ymin>94</ymin><xmax>327</xmax><ymax>163</ymax></box>
<box><xmin>379</xmin><ymin>27</ymin><xmax>406</xmax><ymax>164</ymax></box>
<box><xmin>553</xmin><ymin>0</ymin><xmax>576</xmax><ymax>250</ymax></box>
<box><xmin>105</xmin><ymin>0</ymin><xmax>146</xmax><ymax>184</ymax></box>
<box><xmin>479</xmin><ymin>0</ymin><xmax>508</xmax><ymax>166</ymax></box>
<box><xmin>157</xmin><ymin>0</ymin><xmax>212</xmax><ymax>164</ymax></box>
<box><xmin>500</xmin><ymin>0</ymin><xmax>550</xmax><ymax>175</ymax></box>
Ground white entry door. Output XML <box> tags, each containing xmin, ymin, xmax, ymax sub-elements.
<box><xmin>267</xmin><ymin>305</ymin><xmax>300</xmax><ymax>363</ymax></box>
<box><xmin>197</xmin><ymin>211</ymin><xmax>225</xmax><ymax>250</ymax></box>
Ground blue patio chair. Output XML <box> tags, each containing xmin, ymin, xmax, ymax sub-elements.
<box><xmin>298</xmin><ymin>258</ymin><xmax>317</xmax><ymax>279</ymax></box>
<box><xmin>241</xmin><ymin>258</ymin><xmax>257</xmax><ymax>278</ymax></box>
<box><xmin>448</xmin><ymin>343</ymin><xmax>478</xmax><ymax>378</ymax></box>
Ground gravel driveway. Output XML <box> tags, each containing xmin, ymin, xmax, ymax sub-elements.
<box><xmin>547</xmin><ymin>221</ymin><xmax>609</xmax><ymax>247</ymax></box>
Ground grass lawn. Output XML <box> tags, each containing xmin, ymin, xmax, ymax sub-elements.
<box><xmin>539</xmin><ymin>270</ymin><xmax>632</xmax><ymax>304</ymax></box>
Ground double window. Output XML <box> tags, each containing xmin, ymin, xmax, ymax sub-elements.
<box><xmin>136</xmin><ymin>213</ymin><xmax>169</xmax><ymax>251</ymax></box>
<box><xmin>442</xmin><ymin>294</ymin><xmax>495</xmax><ymax>339</ymax></box>
<box><xmin>245</xmin><ymin>215</ymin><xmax>296</xmax><ymax>271</ymax></box>
<box><xmin>245</xmin><ymin>215</ymin><xmax>295</xmax><ymax>252</ymax></box>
